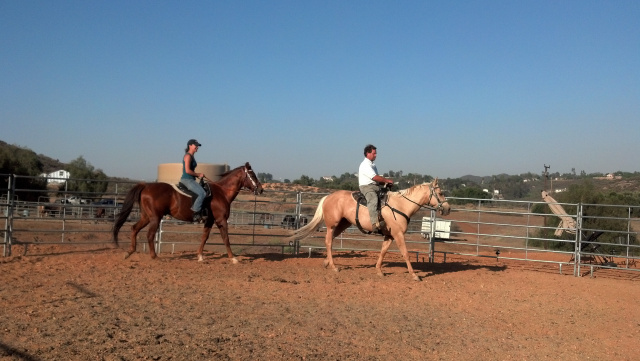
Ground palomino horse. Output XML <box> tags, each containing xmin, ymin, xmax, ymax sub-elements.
<box><xmin>112</xmin><ymin>162</ymin><xmax>263</xmax><ymax>262</ymax></box>
<box><xmin>287</xmin><ymin>178</ymin><xmax>450</xmax><ymax>281</ymax></box>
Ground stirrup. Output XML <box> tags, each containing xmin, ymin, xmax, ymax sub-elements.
<box><xmin>370</xmin><ymin>225</ymin><xmax>383</xmax><ymax>235</ymax></box>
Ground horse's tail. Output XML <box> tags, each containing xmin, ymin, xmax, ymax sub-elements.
<box><xmin>286</xmin><ymin>196</ymin><xmax>327</xmax><ymax>241</ymax></box>
<box><xmin>112</xmin><ymin>183</ymin><xmax>145</xmax><ymax>245</ymax></box>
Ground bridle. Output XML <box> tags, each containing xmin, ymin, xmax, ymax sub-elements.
<box><xmin>400</xmin><ymin>183</ymin><xmax>448</xmax><ymax>213</ymax></box>
<box><xmin>243</xmin><ymin>166</ymin><xmax>259</xmax><ymax>194</ymax></box>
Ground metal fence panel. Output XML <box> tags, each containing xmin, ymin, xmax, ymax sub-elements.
<box><xmin>2</xmin><ymin>175</ymin><xmax>639</xmax><ymax>277</ymax></box>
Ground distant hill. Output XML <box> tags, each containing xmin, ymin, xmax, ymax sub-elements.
<box><xmin>547</xmin><ymin>177</ymin><xmax>640</xmax><ymax>194</ymax></box>
<box><xmin>459</xmin><ymin>174</ymin><xmax>483</xmax><ymax>185</ymax></box>
<box><xmin>3</xmin><ymin>140</ymin><xmax>640</xmax><ymax>195</ymax></box>
<box><xmin>0</xmin><ymin>140</ymin><xmax>68</xmax><ymax>174</ymax></box>
<box><xmin>0</xmin><ymin>140</ymin><xmax>138</xmax><ymax>182</ymax></box>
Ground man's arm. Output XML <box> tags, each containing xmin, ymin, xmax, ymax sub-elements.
<box><xmin>372</xmin><ymin>174</ymin><xmax>393</xmax><ymax>185</ymax></box>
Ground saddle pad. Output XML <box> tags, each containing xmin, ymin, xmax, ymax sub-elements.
<box><xmin>171</xmin><ymin>182</ymin><xmax>212</xmax><ymax>198</ymax></box>
<box><xmin>164</xmin><ymin>182</ymin><xmax>191</xmax><ymax>197</ymax></box>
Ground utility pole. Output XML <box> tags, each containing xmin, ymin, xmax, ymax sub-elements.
<box><xmin>543</xmin><ymin>164</ymin><xmax>550</xmax><ymax>192</ymax></box>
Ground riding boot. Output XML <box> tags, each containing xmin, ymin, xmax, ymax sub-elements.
<box><xmin>192</xmin><ymin>210</ymin><xmax>203</xmax><ymax>223</ymax></box>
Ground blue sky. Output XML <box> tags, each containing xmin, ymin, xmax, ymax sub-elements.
<box><xmin>1</xmin><ymin>1</ymin><xmax>638</xmax><ymax>181</ymax></box>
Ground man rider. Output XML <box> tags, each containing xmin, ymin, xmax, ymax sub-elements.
<box><xmin>358</xmin><ymin>144</ymin><xmax>393</xmax><ymax>232</ymax></box>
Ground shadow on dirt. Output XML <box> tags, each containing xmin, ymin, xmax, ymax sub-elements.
<box><xmin>342</xmin><ymin>260</ymin><xmax>507</xmax><ymax>277</ymax></box>
<box><xmin>8</xmin><ymin>243</ymin><xmax>120</xmax><ymax>258</ymax></box>
<box><xmin>0</xmin><ymin>341</ymin><xmax>40</xmax><ymax>361</ymax></box>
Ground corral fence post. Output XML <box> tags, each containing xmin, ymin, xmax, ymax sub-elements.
<box><xmin>3</xmin><ymin>175</ymin><xmax>15</xmax><ymax>257</ymax></box>
<box><xmin>574</xmin><ymin>204</ymin><xmax>583</xmax><ymax>276</ymax></box>
<box><xmin>156</xmin><ymin>218</ymin><xmax>164</xmax><ymax>255</ymax></box>
<box><xmin>427</xmin><ymin>209</ymin><xmax>437</xmax><ymax>262</ymax></box>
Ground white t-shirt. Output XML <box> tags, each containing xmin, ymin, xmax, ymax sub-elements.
<box><xmin>358</xmin><ymin>158</ymin><xmax>378</xmax><ymax>186</ymax></box>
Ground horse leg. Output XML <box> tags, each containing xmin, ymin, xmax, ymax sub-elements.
<box><xmin>145</xmin><ymin>219</ymin><xmax>160</xmax><ymax>259</ymax></box>
<box><xmin>375</xmin><ymin>237</ymin><xmax>394</xmax><ymax>277</ymax></box>
<box><xmin>394</xmin><ymin>235</ymin><xmax>421</xmax><ymax>281</ymax></box>
<box><xmin>323</xmin><ymin>228</ymin><xmax>337</xmax><ymax>272</ymax></box>
<box><xmin>196</xmin><ymin>227</ymin><xmax>213</xmax><ymax>262</ymax></box>
<box><xmin>125</xmin><ymin>217</ymin><xmax>150</xmax><ymax>259</ymax></box>
<box><xmin>323</xmin><ymin>219</ymin><xmax>351</xmax><ymax>272</ymax></box>
<box><xmin>217</xmin><ymin>221</ymin><xmax>239</xmax><ymax>264</ymax></box>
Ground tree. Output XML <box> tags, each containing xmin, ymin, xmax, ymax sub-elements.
<box><xmin>0</xmin><ymin>144</ymin><xmax>47</xmax><ymax>201</ymax></box>
<box><xmin>293</xmin><ymin>175</ymin><xmax>315</xmax><ymax>186</ymax></box>
<box><xmin>64</xmin><ymin>156</ymin><xmax>108</xmax><ymax>196</ymax></box>
<box><xmin>258</xmin><ymin>172</ymin><xmax>273</xmax><ymax>183</ymax></box>
<box><xmin>0</xmin><ymin>147</ymin><xmax>42</xmax><ymax>176</ymax></box>
<box><xmin>338</xmin><ymin>172</ymin><xmax>356</xmax><ymax>182</ymax></box>
<box><xmin>449</xmin><ymin>187</ymin><xmax>491</xmax><ymax>204</ymax></box>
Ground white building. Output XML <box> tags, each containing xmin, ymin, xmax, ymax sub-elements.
<box><xmin>40</xmin><ymin>170</ymin><xmax>70</xmax><ymax>184</ymax></box>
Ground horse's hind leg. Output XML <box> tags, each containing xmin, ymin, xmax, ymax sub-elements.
<box><xmin>323</xmin><ymin>219</ymin><xmax>351</xmax><ymax>272</ymax></box>
<box><xmin>125</xmin><ymin>217</ymin><xmax>149</xmax><ymax>259</ymax></box>
<box><xmin>323</xmin><ymin>228</ymin><xmax>337</xmax><ymax>271</ymax></box>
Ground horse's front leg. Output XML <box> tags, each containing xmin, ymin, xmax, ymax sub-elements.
<box><xmin>394</xmin><ymin>234</ymin><xmax>420</xmax><ymax>281</ymax></box>
<box><xmin>375</xmin><ymin>237</ymin><xmax>394</xmax><ymax>277</ymax></box>
<box><xmin>196</xmin><ymin>227</ymin><xmax>213</xmax><ymax>262</ymax></box>
<box><xmin>217</xmin><ymin>221</ymin><xmax>238</xmax><ymax>264</ymax></box>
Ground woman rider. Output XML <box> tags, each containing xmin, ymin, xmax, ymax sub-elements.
<box><xmin>180</xmin><ymin>139</ymin><xmax>207</xmax><ymax>222</ymax></box>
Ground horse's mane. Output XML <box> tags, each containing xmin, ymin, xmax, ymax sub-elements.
<box><xmin>219</xmin><ymin>163</ymin><xmax>249</xmax><ymax>178</ymax></box>
<box><xmin>219</xmin><ymin>166</ymin><xmax>242</xmax><ymax>178</ymax></box>
<box><xmin>390</xmin><ymin>181</ymin><xmax>432</xmax><ymax>199</ymax></box>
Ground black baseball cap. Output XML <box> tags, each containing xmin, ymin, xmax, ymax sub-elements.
<box><xmin>187</xmin><ymin>139</ymin><xmax>202</xmax><ymax>146</ymax></box>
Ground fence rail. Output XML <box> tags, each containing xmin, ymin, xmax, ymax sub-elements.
<box><xmin>2</xmin><ymin>173</ymin><xmax>639</xmax><ymax>277</ymax></box>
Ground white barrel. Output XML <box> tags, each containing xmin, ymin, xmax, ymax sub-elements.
<box><xmin>157</xmin><ymin>163</ymin><xmax>229</xmax><ymax>184</ymax></box>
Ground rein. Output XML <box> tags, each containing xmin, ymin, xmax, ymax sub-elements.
<box><xmin>392</xmin><ymin>184</ymin><xmax>447</xmax><ymax>221</ymax></box>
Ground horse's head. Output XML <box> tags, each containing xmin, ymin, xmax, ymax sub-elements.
<box><xmin>242</xmin><ymin>162</ymin><xmax>264</xmax><ymax>195</ymax></box>
<box><xmin>428</xmin><ymin>178</ymin><xmax>450</xmax><ymax>216</ymax></box>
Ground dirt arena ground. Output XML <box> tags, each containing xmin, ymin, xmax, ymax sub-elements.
<box><xmin>1</xmin><ymin>242</ymin><xmax>640</xmax><ymax>361</ymax></box>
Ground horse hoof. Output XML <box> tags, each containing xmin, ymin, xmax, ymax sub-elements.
<box><xmin>197</xmin><ymin>255</ymin><xmax>204</xmax><ymax>262</ymax></box>
<box><xmin>332</xmin><ymin>267</ymin><xmax>339</xmax><ymax>273</ymax></box>
<box><xmin>123</xmin><ymin>253</ymin><xmax>132</xmax><ymax>260</ymax></box>
<box><xmin>376</xmin><ymin>271</ymin><xmax>384</xmax><ymax>277</ymax></box>
<box><xmin>231</xmin><ymin>257</ymin><xmax>239</xmax><ymax>264</ymax></box>
<box><xmin>412</xmin><ymin>274</ymin><xmax>421</xmax><ymax>282</ymax></box>
<box><xmin>323</xmin><ymin>259</ymin><xmax>330</xmax><ymax>269</ymax></box>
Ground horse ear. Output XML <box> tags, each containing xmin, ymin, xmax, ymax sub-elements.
<box><xmin>245</xmin><ymin>162</ymin><xmax>251</xmax><ymax>169</ymax></box>
<box><xmin>434</xmin><ymin>177</ymin><xmax>439</xmax><ymax>184</ymax></box>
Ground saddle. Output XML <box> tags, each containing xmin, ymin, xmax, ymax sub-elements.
<box><xmin>176</xmin><ymin>179</ymin><xmax>212</xmax><ymax>217</ymax></box>
<box><xmin>352</xmin><ymin>186</ymin><xmax>390</xmax><ymax>235</ymax></box>
<box><xmin>352</xmin><ymin>187</ymin><xmax>389</xmax><ymax>209</ymax></box>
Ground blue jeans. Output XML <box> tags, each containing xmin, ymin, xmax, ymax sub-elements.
<box><xmin>180</xmin><ymin>178</ymin><xmax>206</xmax><ymax>212</ymax></box>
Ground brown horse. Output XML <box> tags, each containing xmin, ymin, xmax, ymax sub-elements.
<box><xmin>287</xmin><ymin>178</ymin><xmax>450</xmax><ymax>281</ymax></box>
<box><xmin>112</xmin><ymin>162</ymin><xmax>263</xmax><ymax>262</ymax></box>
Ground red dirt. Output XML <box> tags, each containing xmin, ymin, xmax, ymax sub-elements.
<box><xmin>2</xmin><ymin>242</ymin><xmax>640</xmax><ymax>361</ymax></box>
